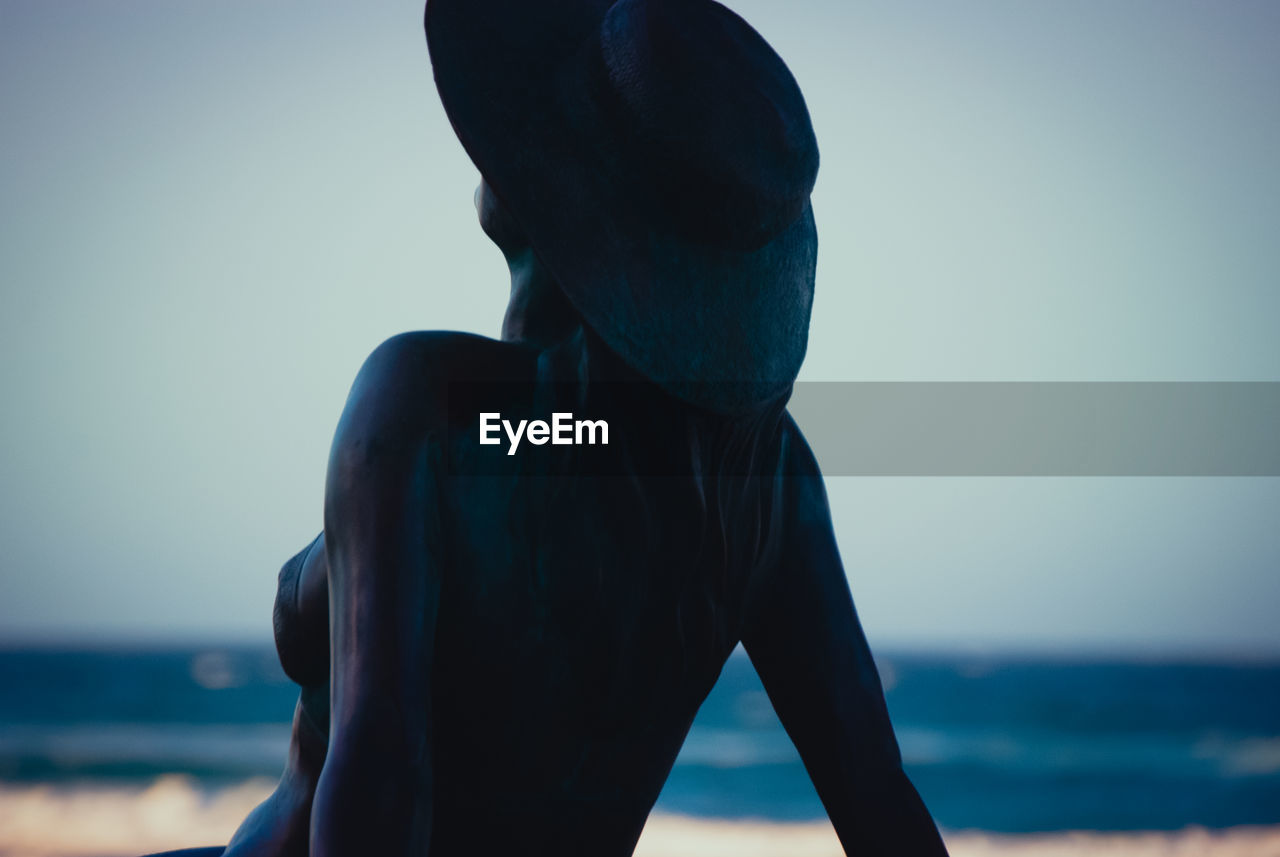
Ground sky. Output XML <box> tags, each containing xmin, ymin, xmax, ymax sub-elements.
<box><xmin>1</xmin><ymin>0</ymin><xmax>1277</xmax><ymax>652</ymax></box>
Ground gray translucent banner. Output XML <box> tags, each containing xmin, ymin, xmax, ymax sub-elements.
<box><xmin>787</xmin><ymin>383</ymin><xmax>1280</xmax><ymax>476</ymax></box>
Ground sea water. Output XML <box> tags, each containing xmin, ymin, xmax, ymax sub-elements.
<box><xmin>1</xmin><ymin>646</ymin><xmax>1276</xmax><ymax>833</ymax></box>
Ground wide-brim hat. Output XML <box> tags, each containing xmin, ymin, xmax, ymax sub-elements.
<box><xmin>426</xmin><ymin>0</ymin><xmax>819</xmax><ymax>415</ymax></box>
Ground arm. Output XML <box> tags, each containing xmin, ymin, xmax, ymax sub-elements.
<box><xmin>741</xmin><ymin>427</ymin><xmax>948</xmax><ymax>856</ymax></box>
<box><xmin>310</xmin><ymin>334</ymin><xmax>445</xmax><ymax>857</ymax></box>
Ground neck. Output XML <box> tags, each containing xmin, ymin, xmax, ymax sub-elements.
<box><xmin>500</xmin><ymin>249</ymin><xmax>581</xmax><ymax>349</ymax></box>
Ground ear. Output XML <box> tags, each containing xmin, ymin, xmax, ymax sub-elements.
<box><xmin>477</xmin><ymin>180</ymin><xmax>529</xmax><ymax>259</ymax></box>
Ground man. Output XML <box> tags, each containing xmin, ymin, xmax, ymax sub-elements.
<box><xmin>152</xmin><ymin>0</ymin><xmax>947</xmax><ymax>854</ymax></box>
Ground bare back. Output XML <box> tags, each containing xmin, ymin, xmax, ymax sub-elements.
<box><xmin>412</xmin><ymin>329</ymin><xmax>789</xmax><ymax>852</ymax></box>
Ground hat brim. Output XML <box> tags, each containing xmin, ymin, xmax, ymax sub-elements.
<box><xmin>426</xmin><ymin>0</ymin><xmax>815</xmax><ymax>415</ymax></box>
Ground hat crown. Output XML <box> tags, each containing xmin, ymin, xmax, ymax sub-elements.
<box><xmin>426</xmin><ymin>0</ymin><xmax>818</xmax><ymax>413</ymax></box>
<box><xmin>595</xmin><ymin>0</ymin><xmax>819</xmax><ymax>249</ymax></box>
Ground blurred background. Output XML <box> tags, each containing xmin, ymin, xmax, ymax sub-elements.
<box><xmin>1</xmin><ymin>0</ymin><xmax>1278</xmax><ymax>853</ymax></box>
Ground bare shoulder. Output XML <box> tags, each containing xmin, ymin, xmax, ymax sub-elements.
<box><xmin>776</xmin><ymin>410</ymin><xmax>829</xmax><ymax>520</ymax></box>
<box><xmin>331</xmin><ymin>331</ymin><xmax>535</xmax><ymax>457</ymax></box>
<box><xmin>346</xmin><ymin>330</ymin><xmax>534</xmax><ymax>411</ymax></box>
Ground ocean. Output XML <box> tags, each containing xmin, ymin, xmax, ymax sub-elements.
<box><xmin>1</xmin><ymin>646</ymin><xmax>1276</xmax><ymax>834</ymax></box>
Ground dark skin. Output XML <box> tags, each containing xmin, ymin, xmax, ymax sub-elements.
<box><xmin>205</xmin><ymin>183</ymin><xmax>948</xmax><ymax>857</ymax></box>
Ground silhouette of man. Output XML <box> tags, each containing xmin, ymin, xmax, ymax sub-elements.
<box><xmin>149</xmin><ymin>0</ymin><xmax>948</xmax><ymax>854</ymax></box>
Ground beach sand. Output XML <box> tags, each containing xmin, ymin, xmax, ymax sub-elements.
<box><xmin>1</xmin><ymin>777</ymin><xmax>1277</xmax><ymax>857</ymax></box>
